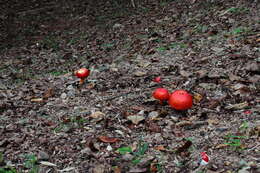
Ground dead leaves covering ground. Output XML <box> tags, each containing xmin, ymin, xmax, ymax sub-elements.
<box><xmin>0</xmin><ymin>0</ymin><xmax>259</xmax><ymax>172</ymax></box>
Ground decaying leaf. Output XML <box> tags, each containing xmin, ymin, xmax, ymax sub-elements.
<box><xmin>176</xmin><ymin>121</ymin><xmax>192</xmax><ymax>127</ymax></box>
<box><xmin>58</xmin><ymin>167</ymin><xmax>76</xmax><ymax>172</ymax></box>
<box><xmin>113</xmin><ymin>166</ymin><xmax>121</xmax><ymax>173</ymax></box>
<box><xmin>176</xmin><ymin>140</ymin><xmax>192</xmax><ymax>154</ymax></box>
<box><xmin>127</xmin><ymin>115</ymin><xmax>145</xmax><ymax>125</ymax></box>
<box><xmin>225</xmin><ymin>102</ymin><xmax>249</xmax><ymax>110</ymax></box>
<box><xmin>193</xmin><ymin>92</ymin><xmax>203</xmax><ymax>103</ymax></box>
<box><xmin>129</xmin><ymin>168</ymin><xmax>147</xmax><ymax>173</ymax></box>
<box><xmin>215</xmin><ymin>143</ymin><xmax>229</xmax><ymax>149</ymax></box>
<box><xmin>134</xmin><ymin>71</ymin><xmax>147</xmax><ymax>77</ymax></box>
<box><xmin>90</xmin><ymin>111</ymin><xmax>105</xmax><ymax>119</ymax></box>
<box><xmin>31</xmin><ymin>98</ymin><xmax>44</xmax><ymax>102</ymax></box>
<box><xmin>98</xmin><ymin>136</ymin><xmax>119</xmax><ymax>143</ymax></box>
<box><xmin>43</xmin><ymin>88</ymin><xmax>54</xmax><ymax>99</ymax></box>
<box><xmin>93</xmin><ymin>164</ymin><xmax>105</xmax><ymax>173</ymax></box>
<box><xmin>147</xmin><ymin>121</ymin><xmax>161</xmax><ymax>132</ymax></box>
<box><xmin>39</xmin><ymin>161</ymin><xmax>57</xmax><ymax>167</ymax></box>
<box><xmin>154</xmin><ymin>145</ymin><xmax>166</xmax><ymax>151</ymax></box>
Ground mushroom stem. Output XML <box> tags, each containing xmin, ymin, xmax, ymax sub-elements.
<box><xmin>79</xmin><ymin>78</ymin><xmax>85</xmax><ymax>85</ymax></box>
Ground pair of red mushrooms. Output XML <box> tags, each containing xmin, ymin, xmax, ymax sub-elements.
<box><xmin>153</xmin><ymin>88</ymin><xmax>193</xmax><ymax>110</ymax></box>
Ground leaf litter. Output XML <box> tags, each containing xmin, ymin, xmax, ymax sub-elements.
<box><xmin>0</xmin><ymin>0</ymin><xmax>259</xmax><ymax>172</ymax></box>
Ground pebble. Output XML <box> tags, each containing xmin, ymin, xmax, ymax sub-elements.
<box><xmin>216</xmin><ymin>127</ymin><xmax>229</xmax><ymax>133</ymax></box>
<box><xmin>148</xmin><ymin>111</ymin><xmax>159</xmax><ymax>120</ymax></box>
<box><xmin>60</xmin><ymin>93</ymin><xmax>67</xmax><ymax>99</ymax></box>
<box><xmin>67</xmin><ymin>90</ymin><xmax>76</xmax><ymax>97</ymax></box>
<box><xmin>66</xmin><ymin>85</ymin><xmax>74</xmax><ymax>90</ymax></box>
<box><xmin>122</xmin><ymin>153</ymin><xmax>134</xmax><ymax>161</ymax></box>
<box><xmin>28</xmin><ymin>110</ymin><xmax>37</xmax><ymax>116</ymax></box>
<box><xmin>38</xmin><ymin>151</ymin><xmax>49</xmax><ymax>161</ymax></box>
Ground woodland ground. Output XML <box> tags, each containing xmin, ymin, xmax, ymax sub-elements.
<box><xmin>0</xmin><ymin>0</ymin><xmax>259</xmax><ymax>173</ymax></box>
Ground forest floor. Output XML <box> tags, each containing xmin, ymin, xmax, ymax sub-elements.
<box><xmin>0</xmin><ymin>0</ymin><xmax>259</xmax><ymax>172</ymax></box>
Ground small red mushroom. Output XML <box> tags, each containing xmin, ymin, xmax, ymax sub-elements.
<box><xmin>75</xmin><ymin>68</ymin><xmax>90</xmax><ymax>85</ymax></box>
<box><xmin>200</xmin><ymin>152</ymin><xmax>210</xmax><ymax>165</ymax></box>
<box><xmin>153</xmin><ymin>88</ymin><xmax>170</xmax><ymax>104</ymax></box>
<box><xmin>153</xmin><ymin>76</ymin><xmax>161</xmax><ymax>83</ymax></box>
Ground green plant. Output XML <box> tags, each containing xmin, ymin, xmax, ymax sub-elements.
<box><xmin>169</xmin><ymin>42</ymin><xmax>188</xmax><ymax>49</ymax></box>
<box><xmin>117</xmin><ymin>146</ymin><xmax>132</xmax><ymax>155</ymax></box>
<box><xmin>50</xmin><ymin>70</ymin><xmax>67</xmax><ymax>76</ymax></box>
<box><xmin>156</xmin><ymin>46</ymin><xmax>168</xmax><ymax>52</ymax></box>
<box><xmin>0</xmin><ymin>167</ymin><xmax>17</xmax><ymax>173</ymax></box>
<box><xmin>230</xmin><ymin>27</ymin><xmax>250</xmax><ymax>36</ymax></box>
<box><xmin>226</xmin><ymin>7</ymin><xmax>249</xmax><ymax>14</ymax></box>
<box><xmin>224</xmin><ymin>134</ymin><xmax>247</xmax><ymax>150</ymax></box>
<box><xmin>54</xmin><ymin>116</ymin><xmax>88</xmax><ymax>133</ymax></box>
<box><xmin>239</xmin><ymin>121</ymin><xmax>249</xmax><ymax>132</ymax></box>
<box><xmin>132</xmin><ymin>142</ymin><xmax>148</xmax><ymax>165</ymax></box>
<box><xmin>24</xmin><ymin>154</ymin><xmax>38</xmax><ymax>173</ymax></box>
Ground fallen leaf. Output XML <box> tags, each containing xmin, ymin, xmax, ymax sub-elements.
<box><xmin>193</xmin><ymin>93</ymin><xmax>203</xmax><ymax>103</ymax></box>
<box><xmin>215</xmin><ymin>143</ymin><xmax>229</xmax><ymax>149</ymax></box>
<box><xmin>129</xmin><ymin>168</ymin><xmax>147</xmax><ymax>173</ymax></box>
<box><xmin>225</xmin><ymin>102</ymin><xmax>249</xmax><ymax>110</ymax></box>
<box><xmin>154</xmin><ymin>145</ymin><xmax>166</xmax><ymax>151</ymax></box>
<box><xmin>93</xmin><ymin>164</ymin><xmax>105</xmax><ymax>173</ymax></box>
<box><xmin>228</xmin><ymin>73</ymin><xmax>241</xmax><ymax>81</ymax></box>
<box><xmin>31</xmin><ymin>98</ymin><xmax>44</xmax><ymax>102</ymax></box>
<box><xmin>176</xmin><ymin>121</ymin><xmax>192</xmax><ymax>127</ymax></box>
<box><xmin>87</xmin><ymin>139</ymin><xmax>99</xmax><ymax>152</ymax></box>
<box><xmin>176</xmin><ymin>140</ymin><xmax>192</xmax><ymax>154</ymax></box>
<box><xmin>147</xmin><ymin>121</ymin><xmax>161</xmax><ymax>132</ymax></box>
<box><xmin>179</xmin><ymin>69</ymin><xmax>191</xmax><ymax>77</ymax></box>
<box><xmin>39</xmin><ymin>161</ymin><xmax>57</xmax><ymax>167</ymax></box>
<box><xmin>98</xmin><ymin>136</ymin><xmax>119</xmax><ymax>143</ymax></box>
<box><xmin>43</xmin><ymin>88</ymin><xmax>54</xmax><ymax>99</ymax></box>
<box><xmin>134</xmin><ymin>71</ymin><xmax>147</xmax><ymax>77</ymax></box>
<box><xmin>87</xmin><ymin>82</ymin><xmax>96</xmax><ymax>89</ymax></box>
<box><xmin>113</xmin><ymin>166</ymin><xmax>121</xmax><ymax>173</ymax></box>
<box><xmin>90</xmin><ymin>111</ymin><xmax>105</xmax><ymax>119</ymax></box>
<box><xmin>127</xmin><ymin>115</ymin><xmax>145</xmax><ymax>125</ymax></box>
<box><xmin>150</xmin><ymin>163</ymin><xmax>158</xmax><ymax>172</ymax></box>
<box><xmin>58</xmin><ymin>167</ymin><xmax>76</xmax><ymax>172</ymax></box>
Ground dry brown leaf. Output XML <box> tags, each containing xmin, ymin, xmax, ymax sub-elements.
<box><xmin>127</xmin><ymin>115</ymin><xmax>145</xmax><ymax>125</ymax></box>
<box><xmin>98</xmin><ymin>136</ymin><xmax>119</xmax><ymax>143</ymax></box>
<box><xmin>215</xmin><ymin>143</ymin><xmax>229</xmax><ymax>149</ymax></box>
<box><xmin>113</xmin><ymin>166</ymin><xmax>121</xmax><ymax>173</ymax></box>
<box><xmin>90</xmin><ymin>111</ymin><xmax>105</xmax><ymax>119</ymax></box>
<box><xmin>134</xmin><ymin>71</ymin><xmax>147</xmax><ymax>77</ymax></box>
<box><xmin>147</xmin><ymin>121</ymin><xmax>161</xmax><ymax>133</ymax></box>
<box><xmin>193</xmin><ymin>92</ymin><xmax>203</xmax><ymax>103</ymax></box>
<box><xmin>43</xmin><ymin>88</ymin><xmax>54</xmax><ymax>99</ymax></box>
<box><xmin>176</xmin><ymin>140</ymin><xmax>192</xmax><ymax>154</ymax></box>
<box><xmin>154</xmin><ymin>145</ymin><xmax>166</xmax><ymax>151</ymax></box>
<box><xmin>150</xmin><ymin>163</ymin><xmax>158</xmax><ymax>172</ymax></box>
<box><xmin>87</xmin><ymin>82</ymin><xmax>96</xmax><ymax>89</ymax></box>
<box><xmin>31</xmin><ymin>98</ymin><xmax>44</xmax><ymax>102</ymax></box>
<box><xmin>225</xmin><ymin>102</ymin><xmax>249</xmax><ymax>110</ymax></box>
<box><xmin>176</xmin><ymin>121</ymin><xmax>192</xmax><ymax>127</ymax></box>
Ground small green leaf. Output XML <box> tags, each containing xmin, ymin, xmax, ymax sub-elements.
<box><xmin>132</xmin><ymin>158</ymin><xmax>141</xmax><ymax>164</ymax></box>
<box><xmin>134</xmin><ymin>142</ymin><xmax>148</xmax><ymax>156</ymax></box>
<box><xmin>156</xmin><ymin>47</ymin><xmax>167</xmax><ymax>52</ymax></box>
<box><xmin>117</xmin><ymin>146</ymin><xmax>132</xmax><ymax>155</ymax></box>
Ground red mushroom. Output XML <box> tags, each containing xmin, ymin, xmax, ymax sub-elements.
<box><xmin>75</xmin><ymin>68</ymin><xmax>90</xmax><ymax>85</ymax></box>
<box><xmin>168</xmin><ymin>90</ymin><xmax>193</xmax><ymax>110</ymax></box>
<box><xmin>153</xmin><ymin>88</ymin><xmax>170</xmax><ymax>104</ymax></box>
